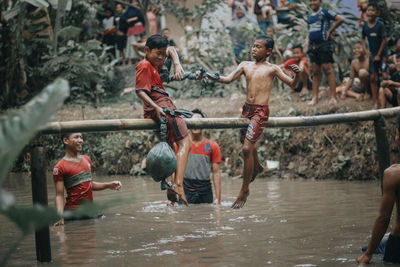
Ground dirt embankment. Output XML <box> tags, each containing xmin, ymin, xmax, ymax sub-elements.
<box><xmin>49</xmin><ymin>87</ymin><xmax>399</xmax><ymax>180</ymax></box>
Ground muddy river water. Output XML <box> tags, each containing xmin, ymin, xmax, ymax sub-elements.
<box><xmin>0</xmin><ymin>173</ymin><xmax>398</xmax><ymax>266</ymax></box>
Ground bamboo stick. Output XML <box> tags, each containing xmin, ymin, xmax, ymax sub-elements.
<box><xmin>41</xmin><ymin>107</ymin><xmax>400</xmax><ymax>134</ymax></box>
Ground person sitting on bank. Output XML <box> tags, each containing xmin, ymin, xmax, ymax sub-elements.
<box><xmin>340</xmin><ymin>42</ymin><xmax>370</xmax><ymax>101</ymax></box>
<box><xmin>379</xmin><ymin>59</ymin><xmax>400</xmax><ymax>109</ymax></box>
<box><xmin>357</xmin><ymin>113</ymin><xmax>400</xmax><ymax>264</ymax></box>
<box><xmin>280</xmin><ymin>44</ymin><xmax>312</xmax><ymax>96</ymax></box>
<box><xmin>53</xmin><ymin>133</ymin><xmax>122</xmax><ymax>226</ymax></box>
<box><xmin>170</xmin><ymin>109</ymin><xmax>222</xmax><ymax>205</ymax></box>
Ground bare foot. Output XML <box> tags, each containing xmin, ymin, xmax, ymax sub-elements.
<box><xmin>231</xmin><ymin>189</ymin><xmax>249</xmax><ymax>209</ymax></box>
<box><xmin>251</xmin><ymin>164</ymin><xmax>264</xmax><ymax>183</ymax></box>
<box><xmin>355</xmin><ymin>94</ymin><xmax>364</xmax><ymax>102</ymax></box>
<box><xmin>373</xmin><ymin>103</ymin><xmax>379</xmax><ymax>109</ymax></box>
<box><xmin>363</xmin><ymin>93</ymin><xmax>371</xmax><ymax>100</ymax></box>
<box><xmin>299</xmin><ymin>88</ymin><xmax>308</xmax><ymax>96</ymax></box>
<box><xmin>308</xmin><ymin>97</ymin><xmax>318</xmax><ymax>106</ymax></box>
<box><xmin>328</xmin><ymin>97</ymin><xmax>338</xmax><ymax>105</ymax></box>
<box><xmin>340</xmin><ymin>92</ymin><xmax>347</xmax><ymax>99</ymax></box>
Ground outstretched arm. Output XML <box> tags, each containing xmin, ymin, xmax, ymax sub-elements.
<box><xmin>275</xmin><ymin>64</ymin><xmax>300</xmax><ymax>87</ymax></box>
<box><xmin>217</xmin><ymin>62</ymin><xmax>246</xmax><ymax>83</ymax></box>
<box><xmin>92</xmin><ymin>180</ymin><xmax>122</xmax><ymax>191</ymax></box>
<box><xmin>167</xmin><ymin>46</ymin><xmax>184</xmax><ymax>80</ymax></box>
<box><xmin>357</xmin><ymin>167</ymin><xmax>398</xmax><ymax>263</ymax></box>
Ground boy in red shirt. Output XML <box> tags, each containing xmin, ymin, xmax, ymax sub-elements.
<box><xmin>136</xmin><ymin>34</ymin><xmax>190</xmax><ymax>205</ymax></box>
<box><xmin>53</xmin><ymin>133</ymin><xmax>122</xmax><ymax>226</ymax></box>
<box><xmin>281</xmin><ymin>45</ymin><xmax>312</xmax><ymax>96</ymax></box>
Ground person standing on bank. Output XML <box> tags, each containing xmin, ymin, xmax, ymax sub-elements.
<box><xmin>171</xmin><ymin>109</ymin><xmax>222</xmax><ymax>205</ymax></box>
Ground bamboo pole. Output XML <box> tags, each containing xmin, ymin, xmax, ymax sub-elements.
<box><xmin>41</xmin><ymin>107</ymin><xmax>400</xmax><ymax>134</ymax></box>
<box><xmin>374</xmin><ymin>118</ymin><xmax>390</xmax><ymax>193</ymax></box>
<box><xmin>30</xmin><ymin>145</ymin><xmax>52</xmax><ymax>262</ymax></box>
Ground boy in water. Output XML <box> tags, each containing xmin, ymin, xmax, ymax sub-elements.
<box><xmin>340</xmin><ymin>42</ymin><xmax>370</xmax><ymax>101</ymax></box>
<box><xmin>53</xmin><ymin>133</ymin><xmax>122</xmax><ymax>226</ymax></box>
<box><xmin>208</xmin><ymin>35</ymin><xmax>300</xmax><ymax>208</ymax></box>
<box><xmin>307</xmin><ymin>0</ymin><xmax>344</xmax><ymax>105</ymax></box>
<box><xmin>135</xmin><ymin>34</ymin><xmax>189</xmax><ymax>205</ymax></box>
<box><xmin>357</xmin><ymin>114</ymin><xmax>400</xmax><ymax>264</ymax></box>
<box><xmin>361</xmin><ymin>3</ymin><xmax>387</xmax><ymax>109</ymax></box>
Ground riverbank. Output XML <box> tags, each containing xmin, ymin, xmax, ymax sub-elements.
<box><xmin>29</xmin><ymin>86</ymin><xmax>400</xmax><ymax>180</ymax></box>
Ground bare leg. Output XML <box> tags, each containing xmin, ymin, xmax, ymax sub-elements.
<box><xmin>232</xmin><ymin>139</ymin><xmax>255</xmax><ymax>209</ymax></box>
<box><xmin>322</xmin><ymin>63</ymin><xmax>337</xmax><ymax>104</ymax></box>
<box><xmin>309</xmin><ymin>63</ymin><xmax>321</xmax><ymax>105</ymax></box>
<box><xmin>379</xmin><ymin>87</ymin><xmax>392</xmax><ymax>109</ymax></box>
<box><xmin>251</xmin><ymin>146</ymin><xmax>264</xmax><ymax>182</ymax></box>
<box><xmin>120</xmin><ymin>51</ymin><xmax>126</xmax><ymax>66</ymax></box>
<box><xmin>299</xmin><ymin>70</ymin><xmax>308</xmax><ymax>96</ymax></box>
<box><xmin>370</xmin><ymin>72</ymin><xmax>379</xmax><ymax>109</ymax></box>
<box><xmin>173</xmin><ymin>137</ymin><xmax>191</xmax><ymax>206</ymax></box>
<box><xmin>347</xmin><ymin>90</ymin><xmax>364</xmax><ymax>101</ymax></box>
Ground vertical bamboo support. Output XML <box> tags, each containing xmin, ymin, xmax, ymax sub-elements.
<box><xmin>373</xmin><ymin>118</ymin><xmax>390</xmax><ymax>193</ymax></box>
<box><xmin>30</xmin><ymin>145</ymin><xmax>52</xmax><ymax>262</ymax></box>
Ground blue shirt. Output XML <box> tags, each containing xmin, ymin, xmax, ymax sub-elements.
<box><xmin>362</xmin><ymin>20</ymin><xmax>387</xmax><ymax>57</ymax></box>
<box><xmin>308</xmin><ymin>8</ymin><xmax>337</xmax><ymax>42</ymax></box>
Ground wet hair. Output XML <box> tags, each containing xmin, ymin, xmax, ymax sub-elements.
<box><xmin>292</xmin><ymin>45</ymin><xmax>303</xmax><ymax>51</ymax></box>
<box><xmin>367</xmin><ymin>2</ymin><xmax>378</xmax><ymax>10</ymax></box>
<box><xmin>255</xmin><ymin>35</ymin><xmax>274</xmax><ymax>49</ymax></box>
<box><xmin>145</xmin><ymin>34</ymin><xmax>168</xmax><ymax>50</ymax></box>
<box><xmin>192</xmin><ymin>108</ymin><xmax>206</xmax><ymax>118</ymax></box>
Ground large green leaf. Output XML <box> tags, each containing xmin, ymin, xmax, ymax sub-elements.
<box><xmin>21</xmin><ymin>0</ymin><xmax>49</xmax><ymax>8</ymax></box>
<box><xmin>0</xmin><ymin>78</ymin><xmax>69</xmax><ymax>186</ymax></box>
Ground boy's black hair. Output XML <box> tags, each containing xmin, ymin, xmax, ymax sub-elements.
<box><xmin>367</xmin><ymin>2</ymin><xmax>379</xmax><ymax>10</ymax></box>
<box><xmin>192</xmin><ymin>108</ymin><xmax>206</xmax><ymax>118</ymax></box>
<box><xmin>60</xmin><ymin>132</ymin><xmax>72</xmax><ymax>146</ymax></box>
<box><xmin>116</xmin><ymin>3</ymin><xmax>124</xmax><ymax>8</ymax></box>
<box><xmin>105</xmin><ymin>7</ymin><xmax>113</xmax><ymax>14</ymax></box>
<box><xmin>292</xmin><ymin>44</ymin><xmax>303</xmax><ymax>51</ymax></box>
<box><xmin>145</xmin><ymin>34</ymin><xmax>168</xmax><ymax>50</ymax></box>
<box><xmin>255</xmin><ymin>35</ymin><xmax>274</xmax><ymax>49</ymax></box>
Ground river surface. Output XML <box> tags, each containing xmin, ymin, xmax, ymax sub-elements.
<box><xmin>0</xmin><ymin>173</ymin><xmax>398</xmax><ymax>267</ymax></box>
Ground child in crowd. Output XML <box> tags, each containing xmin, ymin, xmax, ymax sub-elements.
<box><xmin>53</xmin><ymin>133</ymin><xmax>122</xmax><ymax>226</ymax></box>
<box><xmin>114</xmin><ymin>3</ymin><xmax>128</xmax><ymax>66</ymax></box>
<box><xmin>135</xmin><ymin>34</ymin><xmax>189</xmax><ymax>205</ymax></box>
<box><xmin>102</xmin><ymin>8</ymin><xmax>115</xmax><ymax>48</ymax></box>
<box><xmin>280</xmin><ymin>44</ymin><xmax>312</xmax><ymax>95</ymax></box>
<box><xmin>340</xmin><ymin>42</ymin><xmax>370</xmax><ymax>101</ymax></box>
<box><xmin>258</xmin><ymin>0</ymin><xmax>273</xmax><ymax>19</ymax></box>
<box><xmin>379</xmin><ymin>59</ymin><xmax>400</xmax><ymax>108</ymax></box>
<box><xmin>307</xmin><ymin>0</ymin><xmax>344</xmax><ymax>105</ymax></box>
<box><xmin>389</xmin><ymin>38</ymin><xmax>400</xmax><ymax>74</ymax></box>
<box><xmin>361</xmin><ymin>3</ymin><xmax>388</xmax><ymax>109</ymax></box>
<box><xmin>161</xmin><ymin>28</ymin><xmax>177</xmax><ymax>47</ymax></box>
<box><xmin>131</xmin><ymin>32</ymin><xmax>147</xmax><ymax>59</ymax></box>
<box><xmin>208</xmin><ymin>35</ymin><xmax>300</xmax><ymax>208</ymax></box>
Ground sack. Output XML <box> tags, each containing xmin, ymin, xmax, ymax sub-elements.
<box><xmin>146</xmin><ymin>142</ymin><xmax>177</xmax><ymax>182</ymax></box>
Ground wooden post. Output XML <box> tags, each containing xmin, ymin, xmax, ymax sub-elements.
<box><xmin>30</xmin><ymin>145</ymin><xmax>52</xmax><ymax>262</ymax></box>
<box><xmin>374</xmin><ymin>118</ymin><xmax>390</xmax><ymax>193</ymax></box>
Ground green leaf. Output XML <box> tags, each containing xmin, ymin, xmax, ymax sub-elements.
<box><xmin>0</xmin><ymin>204</ymin><xmax>60</xmax><ymax>235</ymax></box>
<box><xmin>57</xmin><ymin>26</ymin><xmax>82</xmax><ymax>41</ymax></box>
<box><xmin>2</xmin><ymin>4</ymin><xmax>21</xmax><ymax>21</ymax></box>
<box><xmin>0</xmin><ymin>79</ymin><xmax>69</xmax><ymax>186</ymax></box>
<box><xmin>21</xmin><ymin>0</ymin><xmax>49</xmax><ymax>8</ymax></box>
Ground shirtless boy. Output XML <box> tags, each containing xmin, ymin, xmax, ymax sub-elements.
<box><xmin>340</xmin><ymin>42</ymin><xmax>370</xmax><ymax>101</ymax></box>
<box><xmin>210</xmin><ymin>35</ymin><xmax>300</xmax><ymax>208</ymax></box>
<box><xmin>357</xmin><ymin>114</ymin><xmax>400</xmax><ymax>264</ymax></box>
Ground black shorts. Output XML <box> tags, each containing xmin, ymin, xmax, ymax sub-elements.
<box><xmin>294</xmin><ymin>75</ymin><xmax>313</xmax><ymax>92</ymax></box>
<box><xmin>183</xmin><ymin>179</ymin><xmax>213</xmax><ymax>204</ymax></box>
<box><xmin>383</xmin><ymin>234</ymin><xmax>400</xmax><ymax>263</ymax></box>
<box><xmin>115</xmin><ymin>35</ymin><xmax>126</xmax><ymax>52</ymax></box>
<box><xmin>388</xmin><ymin>88</ymin><xmax>399</xmax><ymax>107</ymax></box>
<box><xmin>307</xmin><ymin>40</ymin><xmax>334</xmax><ymax>65</ymax></box>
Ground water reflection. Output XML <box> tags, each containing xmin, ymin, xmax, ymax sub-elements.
<box><xmin>0</xmin><ymin>174</ymin><xmax>397</xmax><ymax>266</ymax></box>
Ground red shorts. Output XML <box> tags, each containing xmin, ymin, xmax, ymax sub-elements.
<box><xmin>144</xmin><ymin>100</ymin><xmax>188</xmax><ymax>145</ymax></box>
<box><xmin>240</xmin><ymin>102</ymin><xmax>270</xmax><ymax>143</ymax></box>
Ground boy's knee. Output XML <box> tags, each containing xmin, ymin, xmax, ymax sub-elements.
<box><xmin>242</xmin><ymin>142</ymin><xmax>254</xmax><ymax>156</ymax></box>
<box><xmin>322</xmin><ymin>64</ymin><xmax>333</xmax><ymax>74</ymax></box>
